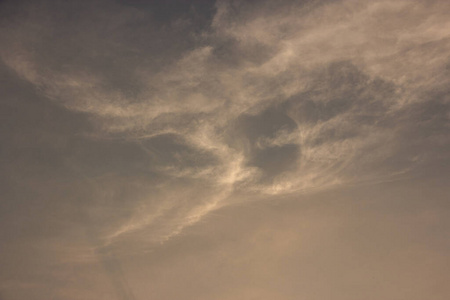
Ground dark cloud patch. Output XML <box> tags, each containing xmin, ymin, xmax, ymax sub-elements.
<box><xmin>406</xmin><ymin>87</ymin><xmax>450</xmax><ymax>137</ymax></box>
<box><xmin>237</xmin><ymin>105</ymin><xmax>297</xmax><ymax>141</ymax></box>
<box><xmin>118</xmin><ymin>0</ymin><xmax>216</xmax><ymax>27</ymax></box>
<box><xmin>230</xmin><ymin>105</ymin><xmax>299</xmax><ymax>181</ymax></box>
<box><xmin>213</xmin><ymin>0</ymin><xmax>327</xmax><ymax>26</ymax></box>
<box><xmin>285</xmin><ymin>61</ymin><xmax>394</xmax><ymax>126</ymax></box>
<box><xmin>141</xmin><ymin>133</ymin><xmax>219</xmax><ymax>171</ymax></box>
<box><xmin>211</xmin><ymin>35</ymin><xmax>279</xmax><ymax>67</ymax></box>
<box><xmin>384</xmin><ymin>91</ymin><xmax>450</xmax><ymax>173</ymax></box>
<box><xmin>0</xmin><ymin>0</ymin><xmax>214</xmax><ymax>103</ymax></box>
<box><xmin>249</xmin><ymin>144</ymin><xmax>299</xmax><ymax>181</ymax></box>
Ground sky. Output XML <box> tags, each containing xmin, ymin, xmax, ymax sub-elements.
<box><xmin>0</xmin><ymin>0</ymin><xmax>449</xmax><ymax>299</ymax></box>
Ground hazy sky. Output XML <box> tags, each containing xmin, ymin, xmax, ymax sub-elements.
<box><xmin>0</xmin><ymin>0</ymin><xmax>449</xmax><ymax>299</ymax></box>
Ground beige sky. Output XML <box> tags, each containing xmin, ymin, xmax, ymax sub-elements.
<box><xmin>0</xmin><ymin>0</ymin><xmax>449</xmax><ymax>299</ymax></box>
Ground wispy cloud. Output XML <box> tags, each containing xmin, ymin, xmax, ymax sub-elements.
<box><xmin>1</xmin><ymin>0</ymin><xmax>449</xmax><ymax>252</ymax></box>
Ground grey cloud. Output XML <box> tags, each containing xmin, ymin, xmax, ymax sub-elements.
<box><xmin>229</xmin><ymin>105</ymin><xmax>299</xmax><ymax>182</ymax></box>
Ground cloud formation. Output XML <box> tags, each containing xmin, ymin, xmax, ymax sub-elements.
<box><xmin>0</xmin><ymin>1</ymin><xmax>449</xmax><ymax>298</ymax></box>
<box><xmin>1</xmin><ymin>0</ymin><xmax>449</xmax><ymax>248</ymax></box>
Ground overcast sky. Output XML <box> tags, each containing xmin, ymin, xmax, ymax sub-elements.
<box><xmin>0</xmin><ymin>0</ymin><xmax>449</xmax><ymax>299</ymax></box>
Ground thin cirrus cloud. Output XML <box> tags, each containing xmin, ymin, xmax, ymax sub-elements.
<box><xmin>1</xmin><ymin>0</ymin><xmax>449</xmax><ymax>248</ymax></box>
<box><xmin>0</xmin><ymin>0</ymin><xmax>449</xmax><ymax>299</ymax></box>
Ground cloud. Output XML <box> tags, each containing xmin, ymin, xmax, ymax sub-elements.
<box><xmin>1</xmin><ymin>0</ymin><xmax>449</xmax><ymax>253</ymax></box>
